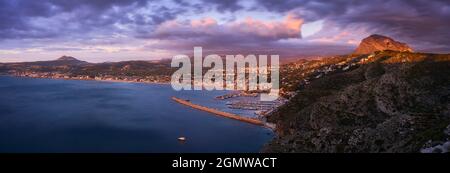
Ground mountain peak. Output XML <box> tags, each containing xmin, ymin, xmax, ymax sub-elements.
<box><xmin>57</xmin><ymin>56</ymin><xmax>79</xmax><ymax>61</ymax></box>
<box><xmin>367</xmin><ymin>34</ymin><xmax>389</xmax><ymax>39</ymax></box>
<box><xmin>354</xmin><ymin>34</ymin><xmax>413</xmax><ymax>54</ymax></box>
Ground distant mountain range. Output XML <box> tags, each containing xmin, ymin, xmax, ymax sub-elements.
<box><xmin>5</xmin><ymin>56</ymin><xmax>89</xmax><ymax>67</ymax></box>
<box><xmin>0</xmin><ymin>55</ymin><xmax>175</xmax><ymax>83</ymax></box>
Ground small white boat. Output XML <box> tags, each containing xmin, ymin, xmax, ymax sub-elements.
<box><xmin>178</xmin><ymin>137</ymin><xmax>186</xmax><ymax>141</ymax></box>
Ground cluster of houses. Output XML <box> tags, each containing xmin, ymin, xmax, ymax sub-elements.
<box><xmin>12</xmin><ymin>71</ymin><xmax>171</xmax><ymax>83</ymax></box>
<box><xmin>282</xmin><ymin>53</ymin><xmax>378</xmax><ymax>93</ymax></box>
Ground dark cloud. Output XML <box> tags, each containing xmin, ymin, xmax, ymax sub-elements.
<box><xmin>174</xmin><ymin>0</ymin><xmax>243</xmax><ymax>12</ymax></box>
<box><xmin>47</xmin><ymin>0</ymin><xmax>147</xmax><ymax>11</ymax></box>
<box><xmin>0</xmin><ymin>0</ymin><xmax>449</xmax><ymax>59</ymax></box>
<box><xmin>0</xmin><ymin>0</ymin><xmax>52</xmax><ymax>38</ymax></box>
<box><xmin>203</xmin><ymin>0</ymin><xmax>243</xmax><ymax>12</ymax></box>
<box><xmin>0</xmin><ymin>0</ymin><xmax>173</xmax><ymax>39</ymax></box>
<box><xmin>256</xmin><ymin>0</ymin><xmax>450</xmax><ymax>52</ymax></box>
<box><xmin>330</xmin><ymin>0</ymin><xmax>450</xmax><ymax>52</ymax></box>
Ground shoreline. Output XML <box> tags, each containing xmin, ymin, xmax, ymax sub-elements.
<box><xmin>3</xmin><ymin>74</ymin><xmax>171</xmax><ymax>85</ymax></box>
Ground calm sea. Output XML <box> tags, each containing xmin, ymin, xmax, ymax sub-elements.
<box><xmin>0</xmin><ymin>76</ymin><xmax>273</xmax><ymax>153</ymax></box>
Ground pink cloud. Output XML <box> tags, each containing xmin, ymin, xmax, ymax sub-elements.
<box><xmin>304</xmin><ymin>21</ymin><xmax>371</xmax><ymax>45</ymax></box>
<box><xmin>151</xmin><ymin>13</ymin><xmax>303</xmax><ymax>41</ymax></box>
<box><xmin>229</xmin><ymin>13</ymin><xmax>303</xmax><ymax>39</ymax></box>
<box><xmin>190</xmin><ymin>17</ymin><xmax>218</xmax><ymax>28</ymax></box>
<box><xmin>310</xmin><ymin>31</ymin><xmax>351</xmax><ymax>43</ymax></box>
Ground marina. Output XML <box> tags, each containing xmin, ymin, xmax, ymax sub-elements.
<box><xmin>172</xmin><ymin>96</ymin><xmax>276</xmax><ymax>129</ymax></box>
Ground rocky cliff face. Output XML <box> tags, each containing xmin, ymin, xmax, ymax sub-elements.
<box><xmin>264</xmin><ymin>51</ymin><xmax>450</xmax><ymax>153</ymax></box>
<box><xmin>354</xmin><ymin>34</ymin><xmax>413</xmax><ymax>54</ymax></box>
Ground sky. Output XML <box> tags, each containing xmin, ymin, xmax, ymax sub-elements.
<box><xmin>0</xmin><ymin>0</ymin><xmax>449</xmax><ymax>62</ymax></box>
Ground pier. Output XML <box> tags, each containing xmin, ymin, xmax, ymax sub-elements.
<box><xmin>171</xmin><ymin>97</ymin><xmax>275</xmax><ymax>129</ymax></box>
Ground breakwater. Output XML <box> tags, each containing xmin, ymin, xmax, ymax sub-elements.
<box><xmin>171</xmin><ymin>97</ymin><xmax>275</xmax><ymax>129</ymax></box>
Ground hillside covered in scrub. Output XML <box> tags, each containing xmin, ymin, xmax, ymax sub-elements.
<box><xmin>264</xmin><ymin>51</ymin><xmax>450</xmax><ymax>153</ymax></box>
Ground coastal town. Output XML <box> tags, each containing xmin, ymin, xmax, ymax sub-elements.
<box><xmin>1</xmin><ymin>51</ymin><xmax>388</xmax><ymax>131</ymax></box>
<box><xmin>11</xmin><ymin>71</ymin><xmax>172</xmax><ymax>84</ymax></box>
<box><xmin>167</xmin><ymin>52</ymin><xmax>380</xmax><ymax>130</ymax></box>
